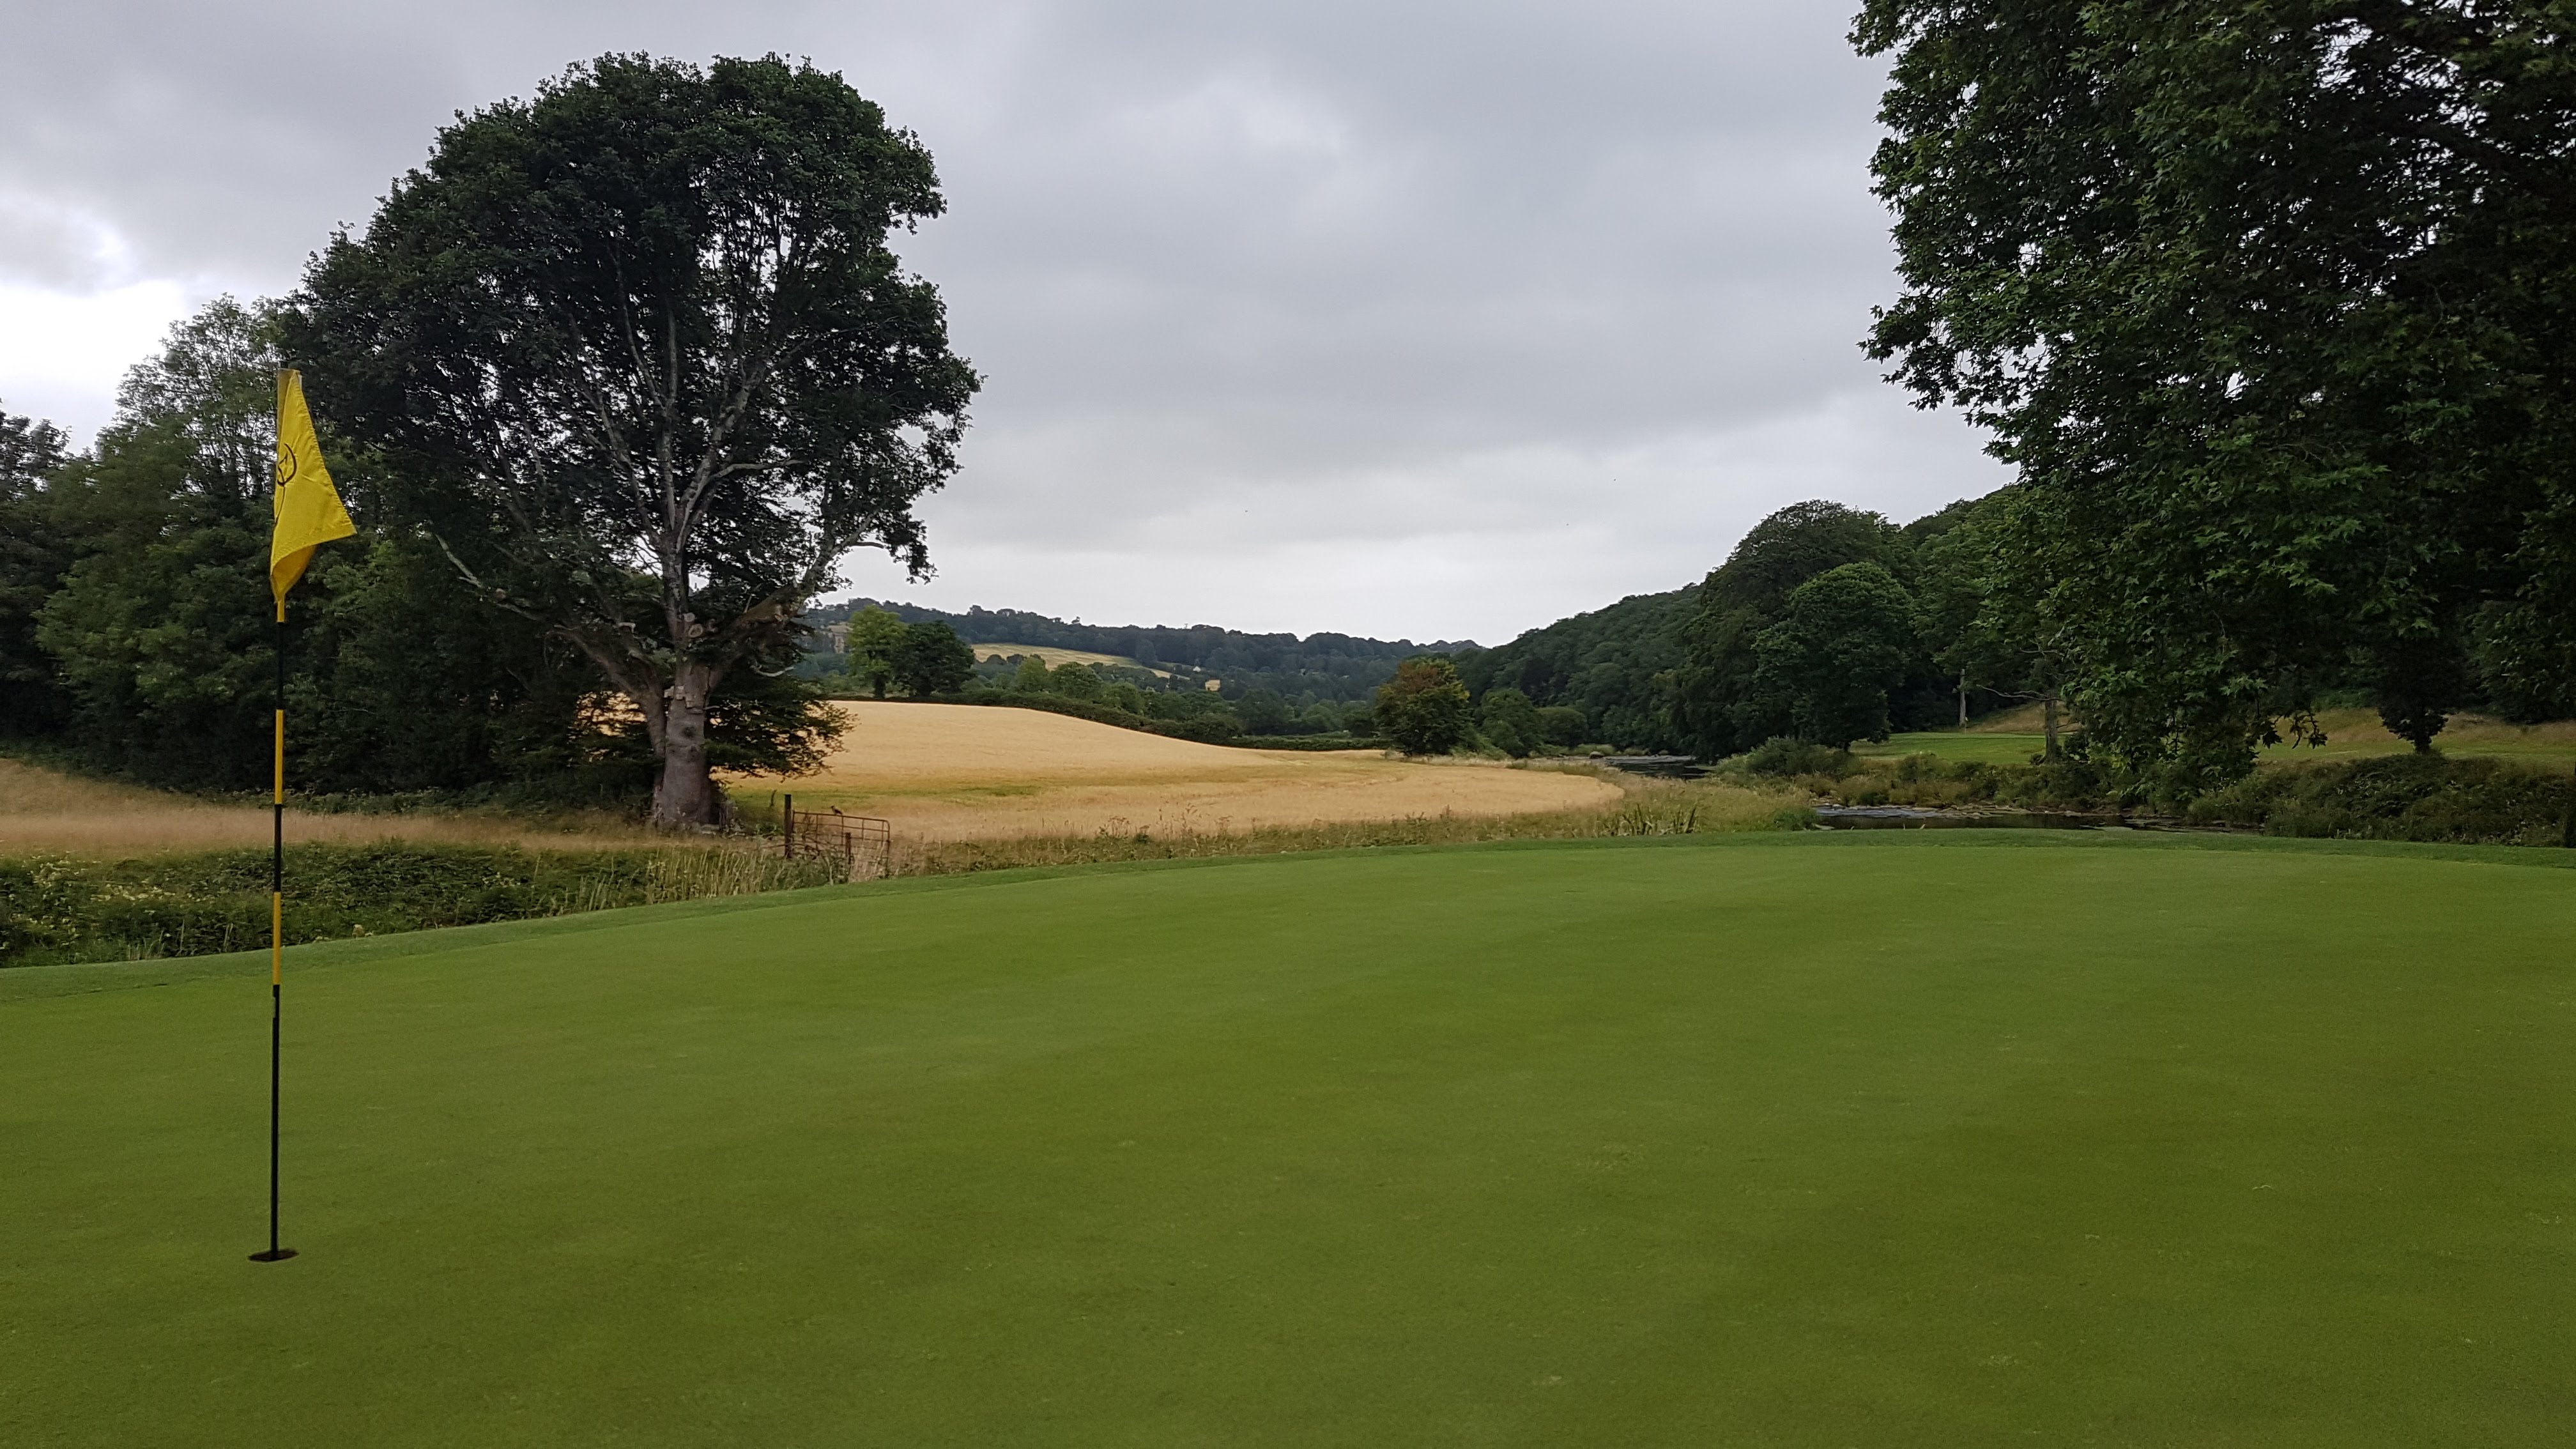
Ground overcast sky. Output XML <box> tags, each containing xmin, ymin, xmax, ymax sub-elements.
<box><xmin>0</xmin><ymin>0</ymin><xmax>2006</xmax><ymax>645</ymax></box>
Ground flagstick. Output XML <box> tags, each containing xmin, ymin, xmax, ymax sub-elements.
<box><xmin>252</xmin><ymin>601</ymin><xmax>296</xmax><ymax>1264</ymax></box>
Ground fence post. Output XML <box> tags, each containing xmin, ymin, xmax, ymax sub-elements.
<box><xmin>783</xmin><ymin>793</ymin><xmax>794</xmax><ymax>859</ymax></box>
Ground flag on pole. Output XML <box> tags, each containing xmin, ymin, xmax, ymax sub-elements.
<box><xmin>270</xmin><ymin>369</ymin><xmax>354</xmax><ymax>617</ymax></box>
<box><xmin>253</xmin><ymin>368</ymin><xmax>353</xmax><ymax>1265</ymax></box>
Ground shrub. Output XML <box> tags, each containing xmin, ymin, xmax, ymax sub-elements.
<box><xmin>1737</xmin><ymin>737</ymin><xmax>1859</xmax><ymax>778</ymax></box>
<box><xmin>2186</xmin><ymin>755</ymin><xmax>2576</xmax><ymax>845</ymax></box>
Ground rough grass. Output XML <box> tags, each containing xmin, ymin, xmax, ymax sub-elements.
<box><xmin>5</xmin><ymin>832</ymin><xmax>2572</xmax><ymax>1444</ymax></box>
<box><xmin>884</xmin><ymin>773</ymin><xmax>1805</xmax><ymax>875</ymax></box>
<box><xmin>4</xmin><ymin>758</ymin><xmax>1795</xmax><ymax>966</ymax></box>
<box><xmin>0</xmin><ymin>755</ymin><xmax>664</xmax><ymax>857</ymax></box>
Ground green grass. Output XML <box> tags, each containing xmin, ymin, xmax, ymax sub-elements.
<box><xmin>1854</xmin><ymin>730</ymin><xmax>2050</xmax><ymax>763</ymax></box>
<box><xmin>6</xmin><ymin>834</ymin><xmax>2573</xmax><ymax>1445</ymax></box>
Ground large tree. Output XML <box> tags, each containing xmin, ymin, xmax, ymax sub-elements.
<box><xmin>295</xmin><ymin>54</ymin><xmax>979</xmax><ymax>825</ymax></box>
<box><xmin>1859</xmin><ymin>0</ymin><xmax>2576</xmax><ymax>793</ymax></box>
<box><xmin>1376</xmin><ymin>657</ymin><xmax>1475</xmax><ymax>755</ymax></box>
<box><xmin>1749</xmin><ymin>562</ymin><xmax>1920</xmax><ymax>749</ymax></box>
<box><xmin>1673</xmin><ymin>500</ymin><xmax>1906</xmax><ymax>756</ymax></box>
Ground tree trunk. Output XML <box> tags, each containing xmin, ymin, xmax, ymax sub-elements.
<box><xmin>1958</xmin><ymin>673</ymin><xmax>1968</xmax><ymax>727</ymax></box>
<box><xmin>652</xmin><ymin>661</ymin><xmax>722</xmax><ymax>828</ymax></box>
<box><xmin>2042</xmin><ymin>693</ymin><xmax>2062</xmax><ymax>763</ymax></box>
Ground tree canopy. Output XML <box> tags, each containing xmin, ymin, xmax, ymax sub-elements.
<box><xmin>1749</xmin><ymin>562</ymin><xmax>1921</xmax><ymax>749</ymax></box>
<box><xmin>1376</xmin><ymin>657</ymin><xmax>1475</xmax><ymax>755</ymax></box>
<box><xmin>1857</xmin><ymin>0</ymin><xmax>2576</xmax><ymax>792</ymax></box>
<box><xmin>293</xmin><ymin>54</ymin><xmax>977</xmax><ymax>825</ymax></box>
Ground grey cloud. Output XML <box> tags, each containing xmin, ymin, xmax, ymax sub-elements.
<box><xmin>0</xmin><ymin>0</ymin><xmax>2006</xmax><ymax>641</ymax></box>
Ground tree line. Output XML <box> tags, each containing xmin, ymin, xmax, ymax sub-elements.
<box><xmin>813</xmin><ymin>598</ymin><xmax>1469</xmax><ymax>705</ymax></box>
<box><xmin>1450</xmin><ymin>498</ymin><xmax>1993</xmax><ymax>759</ymax></box>
<box><xmin>827</xmin><ymin>604</ymin><xmax>1380</xmax><ymax>739</ymax></box>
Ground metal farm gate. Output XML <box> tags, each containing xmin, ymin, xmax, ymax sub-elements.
<box><xmin>781</xmin><ymin>795</ymin><xmax>893</xmax><ymax>880</ymax></box>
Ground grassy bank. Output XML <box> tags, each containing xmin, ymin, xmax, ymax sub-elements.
<box><xmin>0</xmin><ymin>843</ymin><xmax>848</xmax><ymax>968</ymax></box>
<box><xmin>7</xmin><ymin>832</ymin><xmax>2571</xmax><ymax>1443</ymax></box>
<box><xmin>1792</xmin><ymin>744</ymin><xmax>2576</xmax><ymax>847</ymax></box>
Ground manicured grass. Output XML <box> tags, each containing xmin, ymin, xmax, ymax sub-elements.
<box><xmin>6</xmin><ymin>834</ymin><xmax>2573</xmax><ymax>1445</ymax></box>
<box><xmin>1855</xmin><ymin>730</ymin><xmax>2050</xmax><ymax>763</ymax></box>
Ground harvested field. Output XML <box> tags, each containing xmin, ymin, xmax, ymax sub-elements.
<box><xmin>750</xmin><ymin>702</ymin><xmax>1621</xmax><ymax>841</ymax></box>
<box><xmin>972</xmin><ymin>641</ymin><xmax>1169</xmax><ymax>675</ymax></box>
<box><xmin>0</xmin><ymin>757</ymin><xmax>659</xmax><ymax>857</ymax></box>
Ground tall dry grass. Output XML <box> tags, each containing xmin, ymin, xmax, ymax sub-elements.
<box><xmin>755</xmin><ymin>702</ymin><xmax>1620</xmax><ymax>841</ymax></box>
<box><xmin>880</xmin><ymin>774</ymin><xmax>1807</xmax><ymax>877</ymax></box>
<box><xmin>0</xmin><ymin>756</ymin><xmax>666</xmax><ymax>857</ymax></box>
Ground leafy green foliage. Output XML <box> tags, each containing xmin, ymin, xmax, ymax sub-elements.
<box><xmin>1048</xmin><ymin>661</ymin><xmax>1106</xmax><ymax>702</ymax></box>
<box><xmin>2185</xmin><ymin>754</ymin><xmax>2576</xmax><ymax>845</ymax></box>
<box><xmin>1478</xmin><ymin>686</ymin><xmax>1543</xmax><ymax>757</ymax></box>
<box><xmin>842</xmin><ymin>607</ymin><xmax>907</xmax><ymax>699</ymax></box>
<box><xmin>1675</xmin><ymin>502</ymin><xmax>1920</xmax><ymax>754</ymax></box>
<box><xmin>820</xmin><ymin>597</ymin><xmax>1475</xmax><ymax>705</ymax></box>
<box><xmin>293</xmin><ymin>54</ymin><xmax>977</xmax><ymax>825</ymax></box>
<box><xmin>1374</xmin><ymin>656</ymin><xmax>1473</xmax><ymax>755</ymax></box>
<box><xmin>1748</xmin><ymin>563</ymin><xmax>1920</xmax><ymax>748</ymax></box>
<box><xmin>1457</xmin><ymin>585</ymin><xmax>1698</xmax><ymax>751</ymax></box>
<box><xmin>1735</xmin><ymin>737</ymin><xmax>1860</xmax><ymax>779</ymax></box>
<box><xmin>1857</xmin><ymin>0</ymin><xmax>2576</xmax><ymax>793</ymax></box>
<box><xmin>0</xmin><ymin>843</ymin><xmax>845</xmax><ymax>967</ymax></box>
<box><xmin>891</xmin><ymin>621</ymin><xmax>976</xmax><ymax>698</ymax></box>
<box><xmin>13</xmin><ymin>299</ymin><xmax>817</xmax><ymax>801</ymax></box>
<box><xmin>0</xmin><ymin>400</ymin><xmax>70</xmax><ymax>737</ymax></box>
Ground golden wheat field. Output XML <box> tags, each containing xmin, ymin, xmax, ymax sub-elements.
<box><xmin>746</xmin><ymin>702</ymin><xmax>1623</xmax><ymax>841</ymax></box>
<box><xmin>0</xmin><ymin>757</ymin><xmax>660</xmax><ymax>857</ymax></box>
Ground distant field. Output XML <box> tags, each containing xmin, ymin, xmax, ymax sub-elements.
<box><xmin>1855</xmin><ymin>733</ymin><xmax>2050</xmax><ymax>763</ymax></box>
<box><xmin>1859</xmin><ymin>707</ymin><xmax>2576</xmax><ymax>769</ymax></box>
<box><xmin>2261</xmin><ymin>707</ymin><xmax>2576</xmax><ymax>763</ymax></box>
<box><xmin>972</xmin><ymin>642</ymin><xmax>1170</xmax><ymax>676</ymax></box>
<box><xmin>757</xmin><ymin>701</ymin><xmax>1620</xmax><ymax>840</ymax></box>
<box><xmin>8</xmin><ymin>832</ymin><xmax>2570</xmax><ymax>1444</ymax></box>
<box><xmin>0</xmin><ymin>756</ymin><xmax>658</xmax><ymax>858</ymax></box>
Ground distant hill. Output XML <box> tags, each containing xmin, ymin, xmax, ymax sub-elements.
<box><xmin>808</xmin><ymin>600</ymin><xmax>1477</xmax><ymax>705</ymax></box>
<box><xmin>1455</xmin><ymin>585</ymin><xmax>1699</xmax><ymax>752</ymax></box>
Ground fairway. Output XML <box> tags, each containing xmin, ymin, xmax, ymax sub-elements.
<box><xmin>6</xmin><ymin>834</ymin><xmax>2573</xmax><ymax>1445</ymax></box>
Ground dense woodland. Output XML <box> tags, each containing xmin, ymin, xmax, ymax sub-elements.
<box><xmin>811</xmin><ymin>598</ymin><xmax>1470</xmax><ymax>705</ymax></box>
<box><xmin>1457</xmin><ymin>498</ymin><xmax>2007</xmax><ymax>757</ymax></box>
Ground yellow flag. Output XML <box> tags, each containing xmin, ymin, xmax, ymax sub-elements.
<box><xmin>270</xmin><ymin>369</ymin><xmax>355</xmax><ymax>615</ymax></box>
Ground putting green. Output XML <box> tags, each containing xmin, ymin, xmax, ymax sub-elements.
<box><xmin>6</xmin><ymin>834</ymin><xmax>2572</xmax><ymax>1446</ymax></box>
